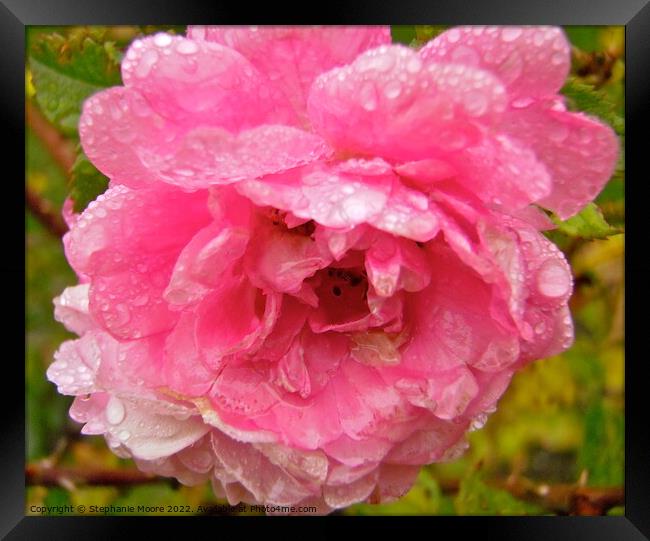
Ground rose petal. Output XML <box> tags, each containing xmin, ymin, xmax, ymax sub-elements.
<box><xmin>420</xmin><ymin>26</ymin><xmax>570</xmax><ymax>101</ymax></box>
<box><xmin>308</xmin><ymin>44</ymin><xmax>507</xmax><ymax>161</ymax></box>
<box><xmin>188</xmin><ymin>26</ymin><xmax>391</xmax><ymax>122</ymax></box>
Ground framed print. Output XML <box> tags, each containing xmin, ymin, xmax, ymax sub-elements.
<box><xmin>6</xmin><ymin>0</ymin><xmax>648</xmax><ymax>538</ymax></box>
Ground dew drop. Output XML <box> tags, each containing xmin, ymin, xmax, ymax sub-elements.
<box><xmin>177</xmin><ymin>40</ymin><xmax>199</xmax><ymax>55</ymax></box>
<box><xmin>548</xmin><ymin>122</ymin><xmax>569</xmax><ymax>142</ymax></box>
<box><xmin>135</xmin><ymin>49</ymin><xmax>159</xmax><ymax>78</ymax></box>
<box><xmin>551</xmin><ymin>52</ymin><xmax>565</xmax><ymax>65</ymax></box>
<box><xmin>464</xmin><ymin>90</ymin><xmax>488</xmax><ymax>117</ymax></box>
<box><xmin>537</xmin><ymin>260</ymin><xmax>570</xmax><ymax>298</ymax></box>
<box><xmin>154</xmin><ymin>33</ymin><xmax>173</xmax><ymax>47</ymax></box>
<box><xmin>106</xmin><ymin>396</ymin><xmax>126</xmax><ymax>425</ymax></box>
<box><xmin>447</xmin><ymin>28</ymin><xmax>461</xmax><ymax>43</ymax></box>
<box><xmin>406</xmin><ymin>57</ymin><xmax>422</xmax><ymax>73</ymax></box>
<box><xmin>384</xmin><ymin>80</ymin><xmax>402</xmax><ymax>99</ymax></box>
<box><xmin>360</xmin><ymin>83</ymin><xmax>378</xmax><ymax>111</ymax></box>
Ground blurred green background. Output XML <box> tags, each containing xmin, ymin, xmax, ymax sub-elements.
<box><xmin>26</xmin><ymin>25</ymin><xmax>624</xmax><ymax>516</ymax></box>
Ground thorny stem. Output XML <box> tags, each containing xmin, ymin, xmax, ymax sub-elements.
<box><xmin>26</xmin><ymin>185</ymin><xmax>67</xmax><ymax>238</ymax></box>
<box><xmin>26</xmin><ymin>101</ymin><xmax>76</xmax><ymax>173</ymax></box>
<box><xmin>26</xmin><ymin>101</ymin><xmax>74</xmax><ymax>237</ymax></box>
<box><xmin>26</xmin><ymin>463</ymin><xmax>157</xmax><ymax>487</ymax></box>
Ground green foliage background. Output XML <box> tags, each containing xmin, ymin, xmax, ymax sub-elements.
<box><xmin>26</xmin><ymin>25</ymin><xmax>624</xmax><ymax>516</ymax></box>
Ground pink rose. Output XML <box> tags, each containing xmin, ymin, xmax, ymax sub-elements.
<box><xmin>48</xmin><ymin>26</ymin><xmax>618</xmax><ymax>513</ymax></box>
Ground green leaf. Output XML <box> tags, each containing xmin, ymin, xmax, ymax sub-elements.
<box><xmin>550</xmin><ymin>203</ymin><xmax>622</xmax><ymax>240</ymax></box>
<box><xmin>563</xmin><ymin>26</ymin><xmax>603</xmax><ymax>52</ymax></box>
<box><xmin>577</xmin><ymin>402</ymin><xmax>624</xmax><ymax>486</ymax></box>
<box><xmin>414</xmin><ymin>25</ymin><xmax>449</xmax><ymax>45</ymax></box>
<box><xmin>69</xmin><ymin>151</ymin><xmax>110</xmax><ymax>213</ymax></box>
<box><xmin>455</xmin><ymin>469</ymin><xmax>545</xmax><ymax>515</ymax></box>
<box><xmin>29</xmin><ymin>29</ymin><xmax>122</xmax><ymax>136</ymax></box>
<box><xmin>560</xmin><ymin>78</ymin><xmax>624</xmax><ymax>136</ymax></box>
<box><xmin>391</xmin><ymin>25</ymin><xmax>417</xmax><ymax>45</ymax></box>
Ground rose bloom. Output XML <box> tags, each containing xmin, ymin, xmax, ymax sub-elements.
<box><xmin>48</xmin><ymin>26</ymin><xmax>618</xmax><ymax>513</ymax></box>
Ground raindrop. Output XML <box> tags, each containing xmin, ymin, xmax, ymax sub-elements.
<box><xmin>359</xmin><ymin>83</ymin><xmax>378</xmax><ymax>111</ymax></box>
<box><xmin>106</xmin><ymin>396</ymin><xmax>126</xmax><ymax>425</ymax></box>
<box><xmin>135</xmin><ymin>49</ymin><xmax>159</xmax><ymax>78</ymax></box>
<box><xmin>384</xmin><ymin>80</ymin><xmax>402</xmax><ymax>99</ymax></box>
<box><xmin>154</xmin><ymin>33</ymin><xmax>173</xmax><ymax>47</ymax></box>
<box><xmin>177</xmin><ymin>40</ymin><xmax>199</xmax><ymax>55</ymax></box>
<box><xmin>447</xmin><ymin>28</ymin><xmax>461</xmax><ymax>43</ymax></box>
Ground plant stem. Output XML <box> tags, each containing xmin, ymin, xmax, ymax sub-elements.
<box><xmin>26</xmin><ymin>101</ymin><xmax>76</xmax><ymax>173</ymax></box>
<box><xmin>26</xmin><ymin>463</ymin><xmax>157</xmax><ymax>487</ymax></box>
<box><xmin>26</xmin><ymin>186</ymin><xmax>68</xmax><ymax>238</ymax></box>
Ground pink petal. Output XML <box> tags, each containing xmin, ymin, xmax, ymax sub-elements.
<box><xmin>164</xmin><ymin>221</ymin><xmax>251</xmax><ymax>307</ymax></box>
<box><xmin>79</xmin><ymin>87</ymin><xmax>178</xmax><ymax>188</ymax></box>
<box><xmin>499</xmin><ymin>102</ymin><xmax>619</xmax><ymax>218</ymax></box>
<box><xmin>394</xmin><ymin>241</ymin><xmax>520</xmax><ymax>375</ymax></box>
<box><xmin>326</xmin><ymin>458</ymin><xmax>379</xmax><ymax>485</ymax></box>
<box><xmin>237</xmin><ymin>162</ymin><xmax>440</xmax><ymax>242</ymax></box>
<box><xmin>80</xmin><ymin>86</ymin><xmax>328</xmax><ymax>189</ymax></box>
<box><xmin>162</xmin><ymin>313</ymin><xmax>221</xmax><ymax>397</ymax></box>
<box><xmin>210</xmin><ymin>430</ymin><xmax>315</xmax><ymax>505</ymax></box>
<box><xmin>254</xmin><ymin>441</ymin><xmax>329</xmax><ymax>486</ymax></box>
<box><xmin>122</xmin><ymin>33</ymin><xmax>292</xmax><ymax>129</ymax></box>
<box><xmin>384</xmin><ymin>419</ymin><xmax>468</xmax><ymax>465</ymax></box>
<box><xmin>193</xmin><ymin>279</ymin><xmax>281</xmax><ymax>364</ymax></box>
<box><xmin>255</xmin><ymin>297</ymin><xmax>310</xmax><ymax>364</ymax></box>
<box><xmin>420</xmin><ymin>26</ymin><xmax>570</xmax><ymax>101</ymax></box>
<box><xmin>368</xmin><ymin>181</ymin><xmax>440</xmax><ymax>242</ymax></box>
<box><xmin>301</xmin><ymin>330</ymin><xmax>348</xmax><ymax>396</ymax></box>
<box><xmin>394</xmin><ymin>367</ymin><xmax>479</xmax><ymax>420</ymax></box>
<box><xmin>69</xmin><ymin>393</ymin><xmax>109</xmax><ymax>434</ymax></box>
<box><xmin>364</xmin><ymin>234</ymin><xmax>431</xmax><ymax>297</ymax></box>
<box><xmin>236</xmin><ymin>163</ymin><xmax>393</xmax><ymax>229</ymax></box>
<box><xmin>188</xmin><ymin>26</ymin><xmax>391</xmax><ymax>122</ymax></box>
<box><xmin>273</xmin><ymin>339</ymin><xmax>312</xmax><ymax>399</ymax></box>
<box><xmin>64</xmin><ymin>185</ymin><xmax>212</xmax><ymax>340</ymax></box>
<box><xmin>53</xmin><ymin>284</ymin><xmax>94</xmax><ymax>335</ymax></box>
<box><xmin>209</xmin><ymin>362</ymin><xmax>280</xmax><ymax>419</ymax></box>
<box><xmin>100</xmin><ymin>395</ymin><xmax>209</xmax><ymax>461</ymax></box>
<box><xmin>443</xmin><ymin>133</ymin><xmax>552</xmax><ymax>209</ymax></box>
<box><xmin>308</xmin><ymin>45</ymin><xmax>507</xmax><ymax>161</ymax></box>
<box><xmin>145</xmin><ymin>124</ymin><xmax>331</xmax><ymax>189</ymax></box>
<box><xmin>374</xmin><ymin>464</ymin><xmax>421</xmax><ymax>502</ymax></box>
<box><xmin>47</xmin><ymin>332</ymin><xmax>102</xmax><ymax>395</ymax></box>
<box><xmin>254</xmin><ymin>378</ymin><xmax>344</xmax><ymax>449</ymax></box>
<box><xmin>244</xmin><ymin>223</ymin><xmax>331</xmax><ymax>295</ymax></box>
<box><xmin>323</xmin><ymin>469</ymin><xmax>378</xmax><ymax>508</ymax></box>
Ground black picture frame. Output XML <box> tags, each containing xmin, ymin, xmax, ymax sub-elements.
<box><xmin>8</xmin><ymin>0</ymin><xmax>646</xmax><ymax>538</ymax></box>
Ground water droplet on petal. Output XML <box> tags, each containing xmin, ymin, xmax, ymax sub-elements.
<box><xmin>177</xmin><ymin>40</ymin><xmax>199</xmax><ymax>55</ymax></box>
<box><xmin>154</xmin><ymin>33</ymin><xmax>173</xmax><ymax>47</ymax></box>
<box><xmin>135</xmin><ymin>49</ymin><xmax>159</xmax><ymax>78</ymax></box>
<box><xmin>360</xmin><ymin>82</ymin><xmax>378</xmax><ymax>111</ymax></box>
<box><xmin>384</xmin><ymin>80</ymin><xmax>402</xmax><ymax>99</ymax></box>
<box><xmin>106</xmin><ymin>396</ymin><xmax>126</xmax><ymax>425</ymax></box>
<box><xmin>548</xmin><ymin>122</ymin><xmax>569</xmax><ymax>142</ymax></box>
<box><xmin>537</xmin><ymin>260</ymin><xmax>571</xmax><ymax>298</ymax></box>
<box><xmin>447</xmin><ymin>29</ymin><xmax>461</xmax><ymax>43</ymax></box>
